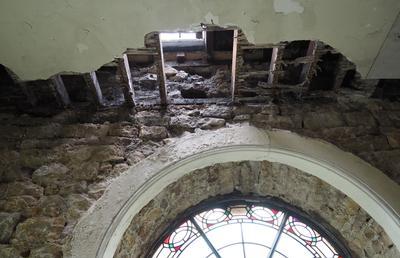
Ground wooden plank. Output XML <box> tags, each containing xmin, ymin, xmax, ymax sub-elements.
<box><xmin>125</xmin><ymin>50</ymin><xmax>158</xmax><ymax>56</ymax></box>
<box><xmin>333</xmin><ymin>56</ymin><xmax>356</xmax><ymax>90</ymax></box>
<box><xmin>213</xmin><ymin>51</ymin><xmax>233</xmax><ymax>61</ymax></box>
<box><xmin>241</xmin><ymin>43</ymin><xmax>284</xmax><ymax>50</ymax></box>
<box><xmin>299</xmin><ymin>40</ymin><xmax>318</xmax><ymax>83</ymax></box>
<box><xmin>2</xmin><ymin>67</ymin><xmax>38</xmax><ymax>107</ymax></box>
<box><xmin>268</xmin><ymin>47</ymin><xmax>279</xmax><ymax>85</ymax></box>
<box><xmin>123</xmin><ymin>53</ymin><xmax>135</xmax><ymax>100</ymax></box>
<box><xmin>155</xmin><ymin>33</ymin><xmax>168</xmax><ymax>106</ymax></box>
<box><xmin>231</xmin><ymin>29</ymin><xmax>238</xmax><ymax>101</ymax></box>
<box><xmin>50</xmin><ymin>75</ymin><xmax>71</xmax><ymax>107</ymax></box>
<box><xmin>171</xmin><ymin>97</ymin><xmax>230</xmax><ymax>105</ymax></box>
<box><xmin>117</xmin><ymin>58</ymin><xmax>135</xmax><ymax>106</ymax></box>
<box><xmin>83</xmin><ymin>72</ymin><xmax>103</xmax><ymax>106</ymax></box>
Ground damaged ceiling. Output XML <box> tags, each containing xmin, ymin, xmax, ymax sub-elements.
<box><xmin>0</xmin><ymin>0</ymin><xmax>399</xmax><ymax>81</ymax></box>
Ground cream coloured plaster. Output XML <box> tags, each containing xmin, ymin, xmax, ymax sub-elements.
<box><xmin>0</xmin><ymin>0</ymin><xmax>399</xmax><ymax>80</ymax></box>
<box><xmin>66</xmin><ymin>126</ymin><xmax>400</xmax><ymax>258</ymax></box>
<box><xmin>273</xmin><ymin>0</ymin><xmax>304</xmax><ymax>15</ymax></box>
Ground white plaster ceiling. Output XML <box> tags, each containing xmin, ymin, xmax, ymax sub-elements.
<box><xmin>0</xmin><ymin>0</ymin><xmax>399</xmax><ymax>80</ymax></box>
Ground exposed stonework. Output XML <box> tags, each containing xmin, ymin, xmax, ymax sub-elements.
<box><xmin>115</xmin><ymin>161</ymin><xmax>399</xmax><ymax>258</ymax></box>
<box><xmin>0</xmin><ymin>90</ymin><xmax>399</xmax><ymax>257</ymax></box>
<box><xmin>0</xmin><ymin>212</ymin><xmax>20</xmax><ymax>244</ymax></box>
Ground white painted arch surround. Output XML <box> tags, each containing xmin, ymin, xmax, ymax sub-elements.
<box><xmin>67</xmin><ymin>126</ymin><xmax>400</xmax><ymax>258</ymax></box>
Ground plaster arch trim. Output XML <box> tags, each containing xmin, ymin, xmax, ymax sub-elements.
<box><xmin>67</xmin><ymin>125</ymin><xmax>400</xmax><ymax>258</ymax></box>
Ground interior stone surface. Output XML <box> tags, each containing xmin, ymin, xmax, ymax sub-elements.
<box><xmin>115</xmin><ymin>160</ymin><xmax>399</xmax><ymax>258</ymax></box>
<box><xmin>0</xmin><ymin>90</ymin><xmax>399</xmax><ymax>257</ymax></box>
<box><xmin>0</xmin><ymin>4</ymin><xmax>400</xmax><ymax>257</ymax></box>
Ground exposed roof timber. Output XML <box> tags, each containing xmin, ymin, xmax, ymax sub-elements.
<box><xmin>122</xmin><ymin>53</ymin><xmax>135</xmax><ymax>100</ymax></box>
<box><xmin>125</xmin><ymin>48</ymin><xmax>158</xmax><ymax>56</ymax></box>
<box><xmin>83</xmin><ymin>72</ymin><xmax>104</xmax><ymax>106</ymax></box>
<box><xmin>155</xmin><ymin>33</ymin><xmax>168</xmax><ymax>106</ymax></box>
<box><xmin>299</xmin><ymin>40</ymin><xmax>318</xmax><ymax>85</ymax></box>
<box><xmin>268</xmin><ymin>47</ymin><xmax>280</xmax><ymax>85</ymax></box>
<box><xmin>116</xmin><ymin>58</ymin><xmax>135</xmax><ymax>107</ymax></box>
<box><xmin>231</xmin><ymin>29</ymin><xmax>238</xmax><ymax>101</ymax></box>
<box><xmin>241</xmin><ymin>43</ymin><xmax>285</xmax><ymax>50</ymax></box>
<box><xmin>50</xmin><ymin>75</ymin><xmax>71</xmax><ymax>107</ymax></box>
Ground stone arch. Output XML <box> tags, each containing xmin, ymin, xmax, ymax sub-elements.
<box><xmin>115</xmin><ymin>162</ymin><xmax>389</xmax><ymax>257</ymax></box>
<box><xmin>66</xmin><ymin>126</ymin><xmax>400</xmax><ymax>258</ymax></box>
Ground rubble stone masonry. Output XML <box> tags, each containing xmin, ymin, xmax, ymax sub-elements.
<box><xmin>0</xmin><ymin>91</ymin><xmax>400</xmax><ymax>257</ymax></box>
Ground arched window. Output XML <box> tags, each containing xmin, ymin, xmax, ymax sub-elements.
<box><xmin>150</xmin><ymin>196</ymin><xmax>351</xmax><ymax>258</ymax></box>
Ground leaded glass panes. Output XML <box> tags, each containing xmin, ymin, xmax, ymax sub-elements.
<box><xmin>275</xmin><ymin>216</ymin><xmax>342</xmax><ymax>258</ymax></box>
<box><xmin>153</xmin><ymin>220</ymin><xmax>213</xmax><ymax>258</ymax></box>
<box><xmin>151</xmin><ymin>201</ymin><xmax>347</xmax><ymax>258</ymax></box>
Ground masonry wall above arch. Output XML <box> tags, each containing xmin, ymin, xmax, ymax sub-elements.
<box><xmin>1</xmin><ymin>92</ymin><xmax>400</xmax><ymax>257</ymax></box>
<box><xmin>66</xmin><ymin>126</ymin><xmax>400</xmax><ymax>258</ymax></box>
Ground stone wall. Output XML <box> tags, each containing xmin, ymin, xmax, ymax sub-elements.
<box><xmin>0</xmin><ymin>91</ymin><xmax>399</xmax><ymax>257</ymax></box>
<box><xmin>115</xmin><ymin>161</ymin><xmax>399</xmax><ymax>258</ymax></box>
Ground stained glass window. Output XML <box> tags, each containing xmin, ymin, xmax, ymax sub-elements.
<box><xmin>151</xmin><ymin>199</ymin><xmax>349</xmax><ymax>258</ymax></box>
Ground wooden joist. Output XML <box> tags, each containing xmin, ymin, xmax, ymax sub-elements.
<box><xmin>3</xmin><ymin>67</ymin><xmax>37</xmax><ymax>107</ymax></box>
<box><xmin>268</xmin><ymin>47</ymin><xmax>280</xmax><ymax>85</ymax></box>
<box><xmin>299</xmin><ymin>40</ymin><xmax>318</xmax><ymax>84</ymax></box>
<box><xmin>241</xmin><ymin>43</ymin><xmax>284</xmax><ymax>50</ymax></box>
<box><xmin>83</xmin><ymin>72</ymin><xmax>103</xmax><ymax>106</ymax></box>
<box><xmin>117</xmin><ymin>57</ymin><xmax>135</xmax><ymax>106</ymax></box>
<box><xmin>125</xmin><ymin>48</ymin><xmax>158</xmax><ymax>56</ymax></box>
<box><xmin>50</xmin><ymin>75</ymin><xmax>71</xmax><ymax>108</ymax></box>
<box><xmin>333</xmin><ymin>55</ymin><xmax>356</xmax><ymax>90</ymax></box>
<box><xmin>155</xmin><ymin>33</ymin><xmax>168</xmax><ymax>106</ymax></box>
<box><xmin>231</xmin><ymin>29</ymin><xmax>238</xmax><ymax>101</ymax></box>
<box><xmin>123</xmin><ymin>53</ymin><xmax>136</xmax><ymax>100</ymax></box>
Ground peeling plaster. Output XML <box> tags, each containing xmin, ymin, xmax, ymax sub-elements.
<box><xmin>204</xmin><ymin>12</ymin><xmax>220</xmax><ymax>25</ymax></box>
<box><xmin>0</xmin><ymin>0</ymin><xmax>399</xmax><ymax>80</ymax></box>
<box><xmin>273</xmin><ymin>0</ymin><xmax>304</xmax><ymax>15</ymax></box>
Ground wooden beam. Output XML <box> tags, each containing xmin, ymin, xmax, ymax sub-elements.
<box><xmin>155</xmin><ymin>33</ymin><xmax>168</xmax><ymax>106</ymax></box>
<box><xmin>2</xmin><ymin>66</ymin><xmax>38</xmax><ymax>106</ymax></box>
<box><xmin>83</xmin><ymin>72</ymin><xmax>103</xmax><ymax>106</ymax></box>
<box><xmin>231</xmin><ymin>29</ymin><xmax>238</xmax><ymax>101</ymax></box>
<box><xmin>333</xmin><ymin>56</ymin><xmax>356</xmax><ymax>90</ymax></box>
<box><xmin>125</xmin><ymin>48</ymin><xmax>158</xmax><ymax>55</ymax></box>
<box><xmin>299</xmin><ymin>40</ymin><xmax>318</xmax><ymax>84</ymax></box>
<box><xmin>50</xmin><ymin>75</ymin><xmax>71</xmax><ymax>107</ymax></box>
<box><xmin>241</xmin><ymin>43</ymin><xmax>284</xmax><ymax>50</ymax></box>
<box><xmin>117</xmin><ymin>58</ymin><xmax>135</xmax><ymax>106</ymax></box>
<box><xmin>268</xmin><ymin>47</ymin><xmax>279</xmax><ymax>85</ymax></box>
<box><xmin>123</xmin><ymin>53</ymin><xmax>135</xmax><ymax>100</ymax></box>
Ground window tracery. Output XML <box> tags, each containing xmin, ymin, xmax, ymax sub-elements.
<box><xmin>151</xmin><ymin>198</ymin><xmax>349</xmax><ymax>258</ymax></box>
